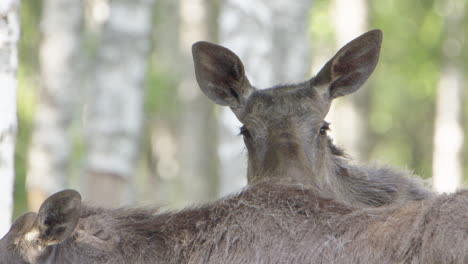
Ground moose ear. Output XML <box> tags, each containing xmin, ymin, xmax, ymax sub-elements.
<box><xmin>192</xmin><ymin>41</ymin><xmax>254</xmax><ymax>108</ymax></box>
<box><xmin>313</xmin><ymin>29</ymin><xmax>382</xmax><ymax>99</ymax></box>
<box><xmin>27</xmin><ymin>190</ymin><xmax>82</xmax><ymax>246</ymax></box>
<box><xmin>8</xmin><ymin>212</ymin><xmax>37</xmax><ymax>235</ymax></box>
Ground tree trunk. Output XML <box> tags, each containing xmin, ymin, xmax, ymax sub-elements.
<box><xmin>328</xmin><ymin>0</ymin><xmax>370</xmax><ymax>161</ymax></box>
<box><xmin>219</xmin><ymin>0</ymin><xmax>312</xmax><ymax>196</ymax></box>
<box><xmin>432</xmin><ymin>0</ymin><xmax>465</xmax><ymax>193</ymax></box>
<box><xmin>0</xmin><ymin>0</ymin><xmax>19</xmax><ymax>237</ymax></box>
<box><xmin>26</xmin><ymin>0</ymin><xmax>84</xmax><ymax>211</ymax></box>
<box><xmin>144</xmin><ymin>0</ymin><xmax>180</xmax><ymax>206</ymax></box>
<box><xmin>174</xmin><ymin>0</ymin><xmax>219</xmax><ymax>207</ymax></box>
<box><xmin>85</xmin><ymin>0</ymin><xmax>155</xmax><ymax>207</ymax></box>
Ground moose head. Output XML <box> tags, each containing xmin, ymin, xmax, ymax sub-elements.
<box><xmin>0</xmin><ymin>190</ymin><xmax>81</xmax><ymax>264</ymax></box>
<box><xmin>192</xmin><ymin>30</ymin><xmax>381</xmax><ymax>187</ymax></box>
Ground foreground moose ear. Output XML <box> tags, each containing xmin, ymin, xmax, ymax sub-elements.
<box><xmin>313</xmin><ymin>29</ymin><xmax>382</xmax><ymax>99</ymax></box>
<box><xmin>27</xmin><ymin>190</ymin><xmax>82</xmax><ymax>246</ymax></box>
<box><xmin>192</xmin><ymin>41</ymin><xmax>254</xmax><ymax>109</ymax></box>
<box><xmin>8</xmin><ymin>212</ymin><xmax>37</xmax><ymax>236</ymax></box>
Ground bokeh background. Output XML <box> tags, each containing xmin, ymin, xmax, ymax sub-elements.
<box><xmin>9</xmin><ymin>0</ymin><xmax>468</xmax><ymax>225</ymax></box>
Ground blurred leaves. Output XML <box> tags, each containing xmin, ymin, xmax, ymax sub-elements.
<box><xmin>14</xmin><ymin>0</ymin><xmax>41</xmax><ymax>217</ymax></box>
<box><xmin>368</xmin><ymin>0</ymin><xmax>443</xmax><ymax>176</ymax></box>
<box><xmin>14</xmin><ymin>0</ymin><xmax>468</xmax><ymax>216</ymax></box>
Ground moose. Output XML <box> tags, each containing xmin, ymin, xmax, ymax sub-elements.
<box><xmin>2</xmin><ymin>30</ymin><xmax>467</xmax><ymax>263</ymax></box>
<box><xmin>1</xmin><ymin>182</ymin><xmax>467</xmax><ymax>263</ymax></box>
<box><xmin>193</xmin><ymin>29</ymin><xmax>433</xmax><ymax>207</ymax></box>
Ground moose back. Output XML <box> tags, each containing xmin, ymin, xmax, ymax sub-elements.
<box><xmin>1</xmin><ymin>183</ymin><xmax>468</xmax><ymax>263</ymax></box>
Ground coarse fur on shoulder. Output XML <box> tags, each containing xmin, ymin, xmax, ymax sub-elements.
<box><xmin>326</xmin><ymin>138</ymin><xmax>434</xmax><ymax>207</ymax></box>
<box><xmin>2</xmin><ymin>185</ymin><xmax>467</xmax><ymax>263</ymax></box>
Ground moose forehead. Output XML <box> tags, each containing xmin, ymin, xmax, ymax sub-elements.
<box><xmin>241</xmin><ymin>82</ymin><xmax>327</xmax><ymax>120</ymax></box>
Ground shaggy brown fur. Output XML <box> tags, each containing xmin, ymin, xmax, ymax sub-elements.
<box><xmin>1</xmin><ymin>30</ymin><xmax>453</xmax><ymax>263</ymax></box>
<box><xmin>1</xmin><ymin>183</ymin><xmax>467</xmax><ymax>263</ymax></box>
<box><xmin>192</xmin><ymin>29</ymin><xmax>434</xmax><ymax>208</ymax></box>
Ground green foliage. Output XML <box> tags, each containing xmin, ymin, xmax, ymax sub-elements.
<box><xmin>18</xmin><ymin>0</ymin><xmax>41</xmax><ymax>74</ymax></box>
<box><xmin>14</xmin><ymin>69</ymin><xmax>37</xmax><ymax>218</ymax></box>
<box><xmin>14</xmin><ymin>0</ymin><xmax>42</xmax><ymax>217</ymax></box>
<box><xmin>145</xmin><ymin>54</ymin><xmax>179</xmax><ymax>115</ymax></box>
<box><xmin>369</xmin><ymin>0</ymin><xmax>443</xmax><ymax>177</ymax></box>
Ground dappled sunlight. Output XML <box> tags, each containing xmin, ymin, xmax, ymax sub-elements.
<box><xmin>89</xmin><ymin>0</ymin><xmax>109</xmax><ymax>25</ymax></box>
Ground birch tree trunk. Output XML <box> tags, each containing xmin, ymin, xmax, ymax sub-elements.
<box><xmin>175</xmin><ymin>0</ymin><xmax>219</xmax><ymax>207</ymax></box>
<box><xmin>219</xmin><ymin>0</ymin><xmax>312</xmax><ymax>196</ymax></box>
<box><xmin>329</xmin><ymin>0</ymin><xmax>370</xmax><ymax>161</ymax></box>
<box><xmin>85</xmin><ymin>0</ymin><xmax>155</xmax><ymax>206</ymax></box>
<box><xmin>26</xmin><ymin>0</ymin><xmax>84</xmax><ymax>211</ymax></box>
<box><xmin>0</xmin><ymin>0</ymin><xmax>19</xmax><ymax>237</ymax></box>
<box><xmin>432</xmin><ymin>0</ymin><xmax>465</xmax><ymax>193</ymax></box>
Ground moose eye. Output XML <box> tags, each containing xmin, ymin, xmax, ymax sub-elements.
<box><xmin>239</xmin><ymin>126</ymin><xmax>251</xmax><ymax>138</ymax></box>
<box><xmin>32</xmin><ymin>239</ymin><xmax>43</xmax><ymax>250</ymax></box>
<box><xmin>319</xmin><ymin>122</ymin><xmax>330</xmax><ymax>136</ymax></box>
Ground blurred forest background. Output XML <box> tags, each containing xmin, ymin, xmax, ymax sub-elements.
<box><xmin>1</xmin><ymin>0</ymin><xmax>468</xmax><ymax>235</ymax></box>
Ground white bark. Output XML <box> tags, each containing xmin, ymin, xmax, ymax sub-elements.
<box><xmin>432</xmin><ymin>0</ymin><xmax>465</xmax><ymax>193</ymax></box>
<box><xmin>219</xmin><ymin>0</ymin><xmax>312</xmax><ymax>196</ymax></box>
<box><xmin>328</xmin><ymin>0</ymin><xmax>369</xmax><ymax>161</ymax></box>
<box><xmin>0</xmin><ymin>0</ymin><xmax>19</xmax><ymax>237</ymax></box>
<box><xmin>26</xmin><ymin>0</ymin><xmax>84</xmax><ymax>211</ymax></box>
<box><xmin>176</xmin><ymin>0</ymin><xmax>218</xmax><ymax>207</ymax></box>
<box><xmin>433</xmin><ymin>66</ymin><xmax>463</xmax><ymax>193</ymax></box>
<box><xmin>85</xmin><ymin>0</ymin><xmax>155</xmax><ymax>206</ymax></box>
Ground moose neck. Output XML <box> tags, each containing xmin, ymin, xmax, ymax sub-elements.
<box><xmin>246</xmin><ymin>135</ymin><xmax>337</xmax><ymax>185</ymax></box>
<box><xmin>247</xmin><ymin>147</ymin><xmax>317</xmax><ymax>186</ymax></box>
<box><xmin>246</xmin><ymin>136</ymin><xmax>364</xmax><ymax>205</ymax></box>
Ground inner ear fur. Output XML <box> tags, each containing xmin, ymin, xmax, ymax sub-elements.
<box><xmin>192</xmin><ymin>41</ymin><xmax>254</xmax><ymax>108</ymax></box>
<box><xmin>313</xmin><ymin>29</ymin><xmax>382</xmax><ymax>99</ymax></box>
<box><xmin>34</xmin><ymin>189</ymin><xmax>82</xmax><ymax>245</ymax></box>
<box><xmin>4</xmin><ymin>212</ymin><xmax>37</xmax><ymax>238</ymax></box>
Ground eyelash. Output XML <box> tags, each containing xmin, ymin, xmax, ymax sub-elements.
<box><xmin>239</xmin><ymin>126</ymin><xmax>251</xmax><ymax>137</ymax></box>
<box><xmin>240</xmin><ymin>123</ymin><xmax>329</xmax><ymax>137</ymax></box>
<box><xmin>320</xmin><ymin>122</ymin><xmax>330</xmax><ymax>135</ymax></box>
